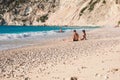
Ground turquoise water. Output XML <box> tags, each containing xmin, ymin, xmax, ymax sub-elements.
<box><xmin>0</xmin><ymin>25</ymin><xmax>99</xmax><ymax>40</ymax></box>
<box><xmin>0</xmin><ymin>25</ymin><xmax>99</xmax><ymax>34</ymax></box>
<box><xmin>0</xmin><ymin>25</ymin><xmax>100</xmax><ymax>50</ymax></box>
<box><xmin>0</xmin><ymin>26</ymin><xmax>73</xmax><ymax>34</ymax></box>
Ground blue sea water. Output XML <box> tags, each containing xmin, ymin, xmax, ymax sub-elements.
<box><xmin>0</xmin><ymin>25</ymin><xmax>99</xmax><ymax>50</ymax></box>
<box><xmin>0</xmin><ymin>25</ymin><xmax>73</xmax><ymax>34</ymax></box>
<box><xmin>0</xmin><ymin>25</ymin><xmax>99</xmax><ymax>40</ymax></box>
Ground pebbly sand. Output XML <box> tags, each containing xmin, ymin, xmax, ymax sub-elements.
<box><xmin>0</xmin><ymin>26</ymin><xmax>120</xmax><ymax>80</ymax></box>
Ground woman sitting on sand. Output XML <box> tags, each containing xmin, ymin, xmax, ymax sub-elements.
<box><xmin>81</xmin><ymin>30</ymin><xmax>87</xmax><ymax>40</ymax></box>
<box><xmin>73</xmin><ymin>30</ymin><xmax>79</xmax><ymax>41</ymax></box>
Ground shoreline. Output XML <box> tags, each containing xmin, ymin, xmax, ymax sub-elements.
<box><xmin>0</xmin><ymin>26</ymin><xmax>100</xmax><ymax>51</ymax></box>
<box><xmin>0</xmin><ymin>37</ymin><xmax>66</xmax><ymax>51</ymax></box>
<box><xmin>0</xmin><ymin>26</ymin><xmax>120</xmax><ymax>80</ymax></box>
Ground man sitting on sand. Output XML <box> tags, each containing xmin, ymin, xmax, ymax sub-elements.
<box><xmin>73</xmin><ymin>30</ymin><xmax>79</xmax><ymax>41</ymax></box>
<box><xmin>81</xmin><ymin>30</ymin><xmax>87</xmax><ymax>40</ymax></box>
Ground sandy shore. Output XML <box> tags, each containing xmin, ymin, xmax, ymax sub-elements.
<box><xmin>0</xmin><ymin>26</ymin><xmax>120</xmax><ymax>80</ymax></box>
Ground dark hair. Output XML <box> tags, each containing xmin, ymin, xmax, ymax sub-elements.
<box><xmin>71</xmin><ymin>77</ymin><xmax>77</xmax><ymax>80</ymax></box>
<box><xmin>82</xmin><ymin>30</ymin><xmax>85</xmax><ymax>33</ymax></box>
<box><xmin>73</xmin><ymin>30</ymin><xmax>76</xmax><ymax>32</ymax></box>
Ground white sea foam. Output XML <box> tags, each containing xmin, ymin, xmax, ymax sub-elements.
<box><xmin>0</xmin><ymin>28</ymin><xmax>92</xmax><ymax>41</ymax></box>
<box><xmin>0</xmin><ymin>27</ymin><xmax>98</xmax><ymax>51</ymax></box>
<box><xmin>0</xmin><ymin>27</ymin><xmax>96</xmax><ymax>41</ymax></box>
<box><xmin>0</xmin><ymin>30</ymin><xmax>65</xmax><ymax>41</ymax></box>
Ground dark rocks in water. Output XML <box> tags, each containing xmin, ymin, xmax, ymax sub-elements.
<box><xmin>23</xmin><ymin>34</ymin><xmax>30</xmax><ymax>38</ymax></box>
<box><xmin>71</xmin><ymin>77</ymin><xmax>77</xmax><ymax>80</ymax></box>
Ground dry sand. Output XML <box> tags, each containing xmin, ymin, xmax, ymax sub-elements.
<box><xmin>0</xmin><ymin>26</ymin><xmax>120</xmax><ymax>80</ymax></box>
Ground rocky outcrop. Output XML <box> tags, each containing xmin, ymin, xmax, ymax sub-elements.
<box><xmin>0</xmin><ymin>0</ymin><xmax>60</xmax><ymax>26</ymax></box>
<box><xmin>0</xmin><ymin>0</ymin><xmax>120</xmax><ymax>26</ymax></box>
<box><xmin>46</xmin><ymin>0</ymin><xmax>120</xmax><ymax>26</ymax></box>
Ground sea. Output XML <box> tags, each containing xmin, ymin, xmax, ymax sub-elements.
<box><xmin>0</xmin><ymin>25</ymin><xmax>99</xmax><ymax>51</ymax></box>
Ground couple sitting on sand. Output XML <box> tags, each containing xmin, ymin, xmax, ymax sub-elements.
<box><xmin>73</xmin><ymin>30</ymin><xmax>87</xmax><ymax>41</ymax></box>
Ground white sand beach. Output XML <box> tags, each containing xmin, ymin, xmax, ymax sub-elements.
<box><xmin>0</xmin><ymin>26</ymin><xmax>120</xmax><ymax>80</ymax></box>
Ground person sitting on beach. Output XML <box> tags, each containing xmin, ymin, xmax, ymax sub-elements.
<box><xmin>81</xmin><ymin>30</ymin><xmax>87</xmax><ymax>40</ymax></box>
<box><xmin>59</xmin><ymin>28</ymin><xmax>63</xmax><ymax>32</ymax></box>
<box><xmin>73</xmin><ymin>30</ymin><xmax>79</xmax><ymax>41</ymax></box>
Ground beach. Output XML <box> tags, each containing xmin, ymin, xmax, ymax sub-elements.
<box><xmin>0</xmin><ymin>26</ymin><xmax>98</xmax><ymax>51</ymax></box>
<box><xmin>0</xmin><ymin>26</ymin><xmax>120</xmax><ymax>80</ymax></box>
